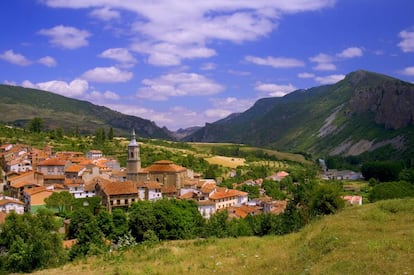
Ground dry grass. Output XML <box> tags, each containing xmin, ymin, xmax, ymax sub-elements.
<box><xmin>37</xmin><ymin>198</ymin><xmax>414</xmax><ymax>275</ymax></box>
<box><xmin>204</xmin><ymin>156</ymin><xmax>246</xmax><ymax>168</ymax></box>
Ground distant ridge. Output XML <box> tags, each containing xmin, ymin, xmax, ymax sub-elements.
<box><xmin>184</xmin><ymin>70</ymin><xmax>414</xmax><ymax>161</ymax></box>
<box><xmin>0</xmin><ymin>84</ymin><xmax>174</xmax><ymax>139</ymax></box>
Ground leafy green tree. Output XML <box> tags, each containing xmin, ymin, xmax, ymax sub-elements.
<box><xmin>107</xmin><ymin>127</ymin><xmax>114</xmax><ymax>141</ymax></box>
<box><xmin>204</xmin><ymin>210</ymin><xmax>229</xmax><ymax>238</ymax></box>
<box><xmin>96</xmin><ymin>210</ymin><xmax>114</xmax><ymax>238</ymax></box>
<box><xmin>0</xmin><ymin>209</ymin><xmax>67</xmax><ymax>273</ymax></box>
<box><xmin>112</xmin><ymin>209</ymin><xmax>129</xmax><ymax>241</ymax></box>
<box><xmin>369</xmin><ymin>181</ymin><xmax>414</xmax><ymax>202</ymax></box>
<box><xmin>129</xmin><ymin>201</ymin><xmax>157</xmax><ymax>242</ymax></box>
<box><xmin>399</xmin><ymin>168</ymin><xmax>414</xmax><ymax>183</ymax></box>
<box><xmin>28</xmin><ymin>117</ymin><xmax>44</xmax><ymax>133</ymax></box>
<box><xmin>309</xmin><ymin>182</ymin><xmax>345</xmax><ymax>217</ymax></box>
<box><xmin>361</xmin><ymin>161</ymin><xmax>404</xmax><ymax>182</ymax></box>
<box><xmin>153</xmin><ymin>199</ymin><xmax>204</xmax><ymax>240</ymax></box>
<box><xmin>45</xmin><ymin>191</ymin><xmax>75</xmax><ymax>215</ymax></box>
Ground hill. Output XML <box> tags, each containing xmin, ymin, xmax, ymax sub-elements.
<box><xmin>0</xmin><ymin>84</ymin><xmax>173</xmax><ymax>139</ymax></box>
<box><xmin>36</xmin><ymin>198</ymin><xmax>414</xmax><ymax>274</ymax></box>
<box><xmin>184</xmin><ymin>70</ymin><xmax>414</xmax><ymax>161</ymax></box>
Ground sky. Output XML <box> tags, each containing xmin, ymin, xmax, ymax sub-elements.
<box><xmin>1</xmin><ymin>0</ymin><xmax>414</xmax><ymax>131</ymax></box>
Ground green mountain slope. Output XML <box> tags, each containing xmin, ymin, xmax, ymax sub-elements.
<box><xmin>0</xmin><ymin>84</ymin><xmax>173</xmax><ymax>139</ymax></box>
<box><xmin>185</xmin><ymin>70</ymin><xmax>414</xmax><ymax>161</ymax></box>
<box><xmin>36</xmin><ymin>198</ymin><xmax>414</xmax><ymax>274</ymax></box>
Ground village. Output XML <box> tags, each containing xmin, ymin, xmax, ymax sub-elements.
<box><xmin>0</xmin><ymin>130</ymin><xmax>293</xmax><ymax>224</ymax></box>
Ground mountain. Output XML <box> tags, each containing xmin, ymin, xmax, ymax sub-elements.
<box><xmin>184</xmin><ymin>70</ymin><xmax>414</xmax><ymax>160</ymax></box>
<box><xmin>0</xmin><ymin>84</ymin><xmax>174</xmax><ymax>139</ymax></box>
<box><xmin>171</xmin><ymin>126</ymin><xmax>203</xmax><ymax>140</ymax></box>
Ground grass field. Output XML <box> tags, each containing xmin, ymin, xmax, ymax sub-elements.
<box><xmin>37</xmin><ymin>198</ymin><xmax>414</xmax><ymax>275</ymax></box>
<box><xmin>204</xmin><ymin>156</ymin><xmax>246</xmax><ymax>168</ymax></box>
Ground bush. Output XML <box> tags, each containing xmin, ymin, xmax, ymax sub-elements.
<box><xmin>369</xmin><ymin>181</ymin><xmax>414</xmax><ymax>202</ymax></box>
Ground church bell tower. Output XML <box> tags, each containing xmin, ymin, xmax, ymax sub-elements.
<box><xmin>126</xmin><ymin>129</ymin><xmax>141</xmax><ymax>181</ymax></box>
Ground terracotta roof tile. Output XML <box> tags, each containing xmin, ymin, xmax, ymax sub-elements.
<box><xmin>10</xmin><ymin>181</ymin><xmax>41</xmax><ymax>188</ymax></box>
<box><xmin>99</xmin><ymin>180</ymin><xmax>137</xmax><ymax>196</ymax></box>
<box><xmin>38</xmin><ymin>158</ymin><xmax>66</xmax><ymax>166</ymax></box>
<box><xmin>0</xmin><ymin>198</ymin><xmax>24</xmax><ymax>206</ymax></box>
<box><xmin>65</xmin><ymin>164</ymin><xmax>85</xmax><ymax>173</ymax></box>
<box><xmin>210</xmin><ymin>188</ymin><xmax>248</xmax><ymax>200</ymax></box>
<box><xmin>140</xmin><ymin>160</ymin><xmax>186</xmax><ymax>173</ymax></box>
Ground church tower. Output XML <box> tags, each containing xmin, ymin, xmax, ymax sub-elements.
<box><xmin>126</xmin><ymin>129</ymin><xmax>141</xmax><ymax>181</ymax></box>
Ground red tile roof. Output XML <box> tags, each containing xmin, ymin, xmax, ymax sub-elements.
<box><xmin>210</xmin><ymin>188</ymin><xmax>248</xmax><ymax>200</ymax></box>
<box><xmin>38</xmin><ymin>158</ymin><xmax>66</xmax><ymax>166</ymax></box>
<box><xmin>0</xmin><ymin>198</ymin><xmax>24</xmax><ymax>206</ymax></box>
<box><xmin>140</xmin><ymin>160</ymin><xmax>186</xmax><ymax>173</ymax></box>
<box><xmin>99</xmin><ymin>180</ymin><xmax>137</xmax><ymax>196</ymax></box>
<box><xmin>65</xmin><ymin>164</ymin><xmax>85</xmax><ymax>173</ymax></box>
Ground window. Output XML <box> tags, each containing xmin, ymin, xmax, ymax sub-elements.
<box><xmin>130</xmin><ymin>152</ymin><xmax>134</xmax><ymax>158</ymax></box>
<box><xmin>117</xmin><ymin>199</ymin><xmax>120</xmax><ymax>205</ymax></box>
<box><xmin>125</xmin><ymin>199</ymin><xmax>128</xmax><ymax>204</ymax></box>
<box><xmin>110</xmin><ymin>200</ymin><xmax>113</xmax><ymax>205</ymax></box>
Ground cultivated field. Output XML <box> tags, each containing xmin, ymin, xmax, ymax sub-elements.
<box><xmin>204</xmin><ymin>156</ymin><xmax>245</xmax><ymax>168</ymax></box>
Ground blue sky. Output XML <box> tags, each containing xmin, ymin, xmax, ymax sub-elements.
<box><xmin>1</xmin><ymin>0</ymin><xmax>413</xmax><ymax>130</ymax></box>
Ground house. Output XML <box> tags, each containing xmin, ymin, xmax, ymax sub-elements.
<box><xmin>137</xmin><ymin>181</ymin><xmax>163</xmax><ymax>201</ymax></box>
<box><xmin>7</xmin><ymin>171</ymin><xmax>44</xmax><ymax>200</ymax></box>
<box><xmin>266</xmin><ymin>171</ymin><xmax>290</xmax><ymax>182</ymax></box>
<box><xmin>138</xmin><ymin>160</ymin><xmax>189</xmax><ymax>190</ymax></box>
<box><xmin>65</xmin><ymin>164</ymin><xmax>86</xmax><ymax>179</ymax></box>
<box><xmin>324</xmin><ymin>169</ymin><xmax>363</xmax><ymax>180</ymax></box>
<box><xmin>37</xmin><ymin>158</ymin><xmax>69</xmax><ymax>185</ymax></box>
<box><xmin>209</xmin><ymin>187</ymin><xmax>248</xmax><ymax>211</ymax></box>
<box><xmin>95</xmin><ymin>179</ymin><xmax>138</xmax><ymax>212</ymax></box>
<box><xmin>343</xmin><ymin>195</ymin><xmax>363</xmax><ymax>205</ymax></box>
<box><xmin>197</xmin><ymin>200</ymin><xmax>216</xmax><ymax>219</ymax></box>
<box><xmin>23</xmin><ymin>186</ymin><xmax>56</xmax><ymax>213</ymax></box>
<box><xmin>227</xmin><ymin>204</ymin><xmax>262</xmax><ymax>219</ymax></box>
<box><xmin>86</xmin><ymin>150</ymin><xmax>103</xmax><ymax>160</ymax></box>
<box><xmin>0</xmin><ymin>195</ymin><xmax>24</xmax><ymax>214</ymax></box>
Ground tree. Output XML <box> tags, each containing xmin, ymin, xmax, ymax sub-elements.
<box><xmin>0</xmin><ymin>209</ymin><xmax>67</xmax><ymax>273</ymax></box>
<box><xmin>96</xmin><ymin>210</ymin><xmax>114</xmax><ymax>238</ymax></box>
<box><xmin>361</xmin><ymin>161</ymin><xmax>404</xmax><ymax>182</ymax></box>
<box><xmin>28</xmin><ymin>117</ymin><xmax>44</xmax><ymax>133</ymax></box>
<box><xmin>112</xmin><ymin>209</ymin><xmax>128</xmax><ymax>241</ymax></box>
<box><xmin>45</xmin><ymin>191</ymin><xmax>75</xmax><ymax>215</ymax></box>
<box><xmin>107</xmin><ymin>127</ymin><xmax>114</xmax><ymax>141</ymax></box>
<box><xmin>128</xmin><ymin>201</ymin><xmax>157</xmax><ymax>242</ymax></box>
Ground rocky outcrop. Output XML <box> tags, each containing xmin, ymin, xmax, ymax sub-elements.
<box><xmin>348</xmin><ymin>71</ymin><xmax>414</xmax><ymax>129</ymax></box>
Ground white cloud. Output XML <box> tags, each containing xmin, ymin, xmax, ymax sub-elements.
<box><xmin>22</xmin><ymin>78</ymin><xmax>89</xmax><ymax>97</ymax></box>
<box><xmin>400</xmin><ymin>66</ymin><xmax>414</xmax><ymax>76</ymax></box>
<box><xmin>313</xmin><ymin>62</ymin><xmax>336</xmax><ymax>71</ymax></box>
<box><xmin>38</xmin><ymin>56</ymin><xmax>57</xmax><ymax>67</ymax></box>
<box><xmin>0</xmin><ymin>50</ymin><xmax>31</xmax><ymax>66</ymax></box>
<box><xmin>137</xmin><ymin>72</ymin><xmax>224</xmax><ymax>100</ymax></box>
<box><xmin>245</xmin><ymin>55</ymin><xmax>305</xmax><ymax>68</ymax></box>
<box><xmin>298</xmin><ymin>72</ymin><xmax>315</xmax><ymax>78</ymax></box>
<box><xmin>255</xmin><ymin>83</ymin><xmax>297</xmax><ymax>97</ymax></box>
<box><xmin>82</xmin><ymin>66</ymin><xmax>133</xmax><ymax>83</ymax></box>
<box><xmin>337</xmin><ymin>47</ymin><xmax>363</xmax><ymax>58</ymax></box>
<box><xmin>87</xmin><ymin>90</ymin><xmax>120</xmax><ymax>100</ymax></box>
<box><xmin>398</xmin><ymin>29</ymin><xmax>414</xmax><ymax>52</ymax></box>
<box><xmin>99</xmin><ymin>48</ymin><xmax>137</xmax><ymax>66</ymax></box>
<box><xmin>309</xmin><ymin>53</ymin><xmax>336</xmax><ymax>71</ymax></box>
<box><xmin>204</xmin><ymin>109</ymin><xmax>232</xmax><ymax>119</ymax></box>
<box><xmin>38</xmin><ymin>25</ymin><xmax>91</xmax><ymax>49</ymax></box>
<box><xmin>42</xmin><ymin>0</ymin><xmax>335</xmax><ymax>65</ymax></box>
<box><xmin>314</xmin><ymin>74</ymin><xmax>345</xmax><ymax>84</ymax></box>
<box><xmin>131</xmin><ymin>42</ymin><xmax>216</xmax><ymax>66</ymax></box>
<box><xmin>89</xmin><ymin>6</ymin><xmax>120</xmax><ymax>21</ymax></box>
<box><xmin>200</xmin><ymin>62</ymin><xmax>216</xmax><ymax>71</ymax></box>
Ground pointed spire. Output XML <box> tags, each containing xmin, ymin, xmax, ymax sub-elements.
<box><xmin>129</xmin><ymin>128</ymin><xmax>137</xmax><ymax>146</ymax></box>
